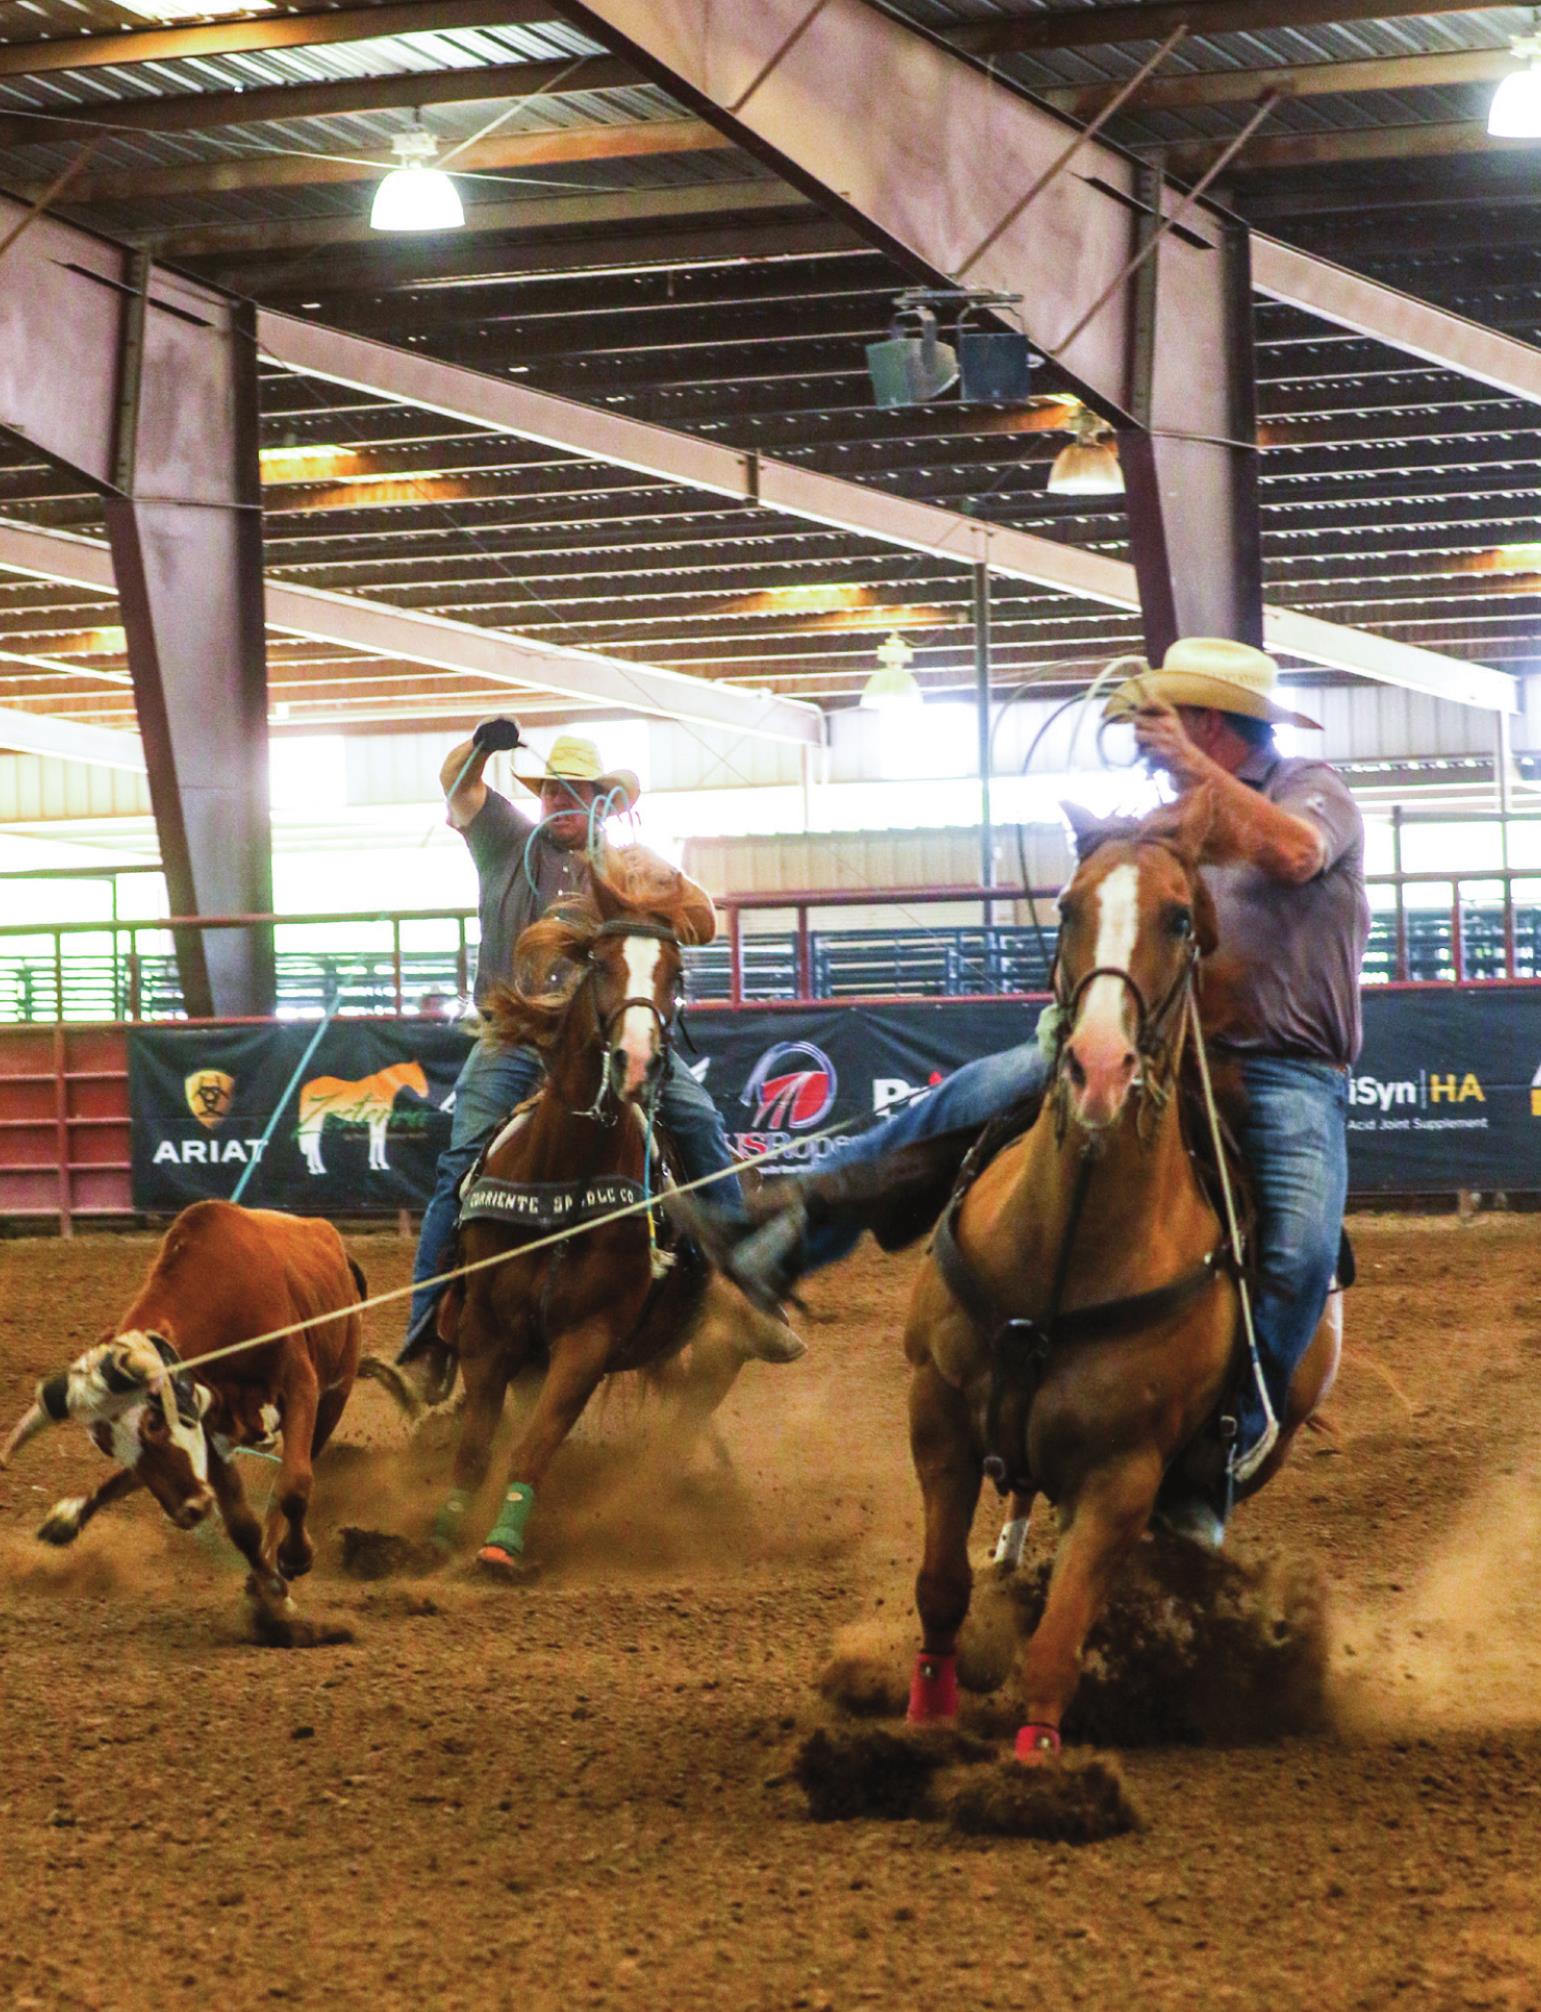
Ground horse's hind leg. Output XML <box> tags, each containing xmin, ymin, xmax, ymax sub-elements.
<box><xmin>906</xmin><ymin>1358</ymin><xmax>982</xmax><ymax>1725</ymax></box>
<box><xmin>1014</xmin><ymin>1451</ymin><xmax>1162</xmax><ymax>1761</ymax></box>
<box><xmin>476</xmin><ymin>1316</ymin><xmax>612</xmax><ymax>1578</ymax></box>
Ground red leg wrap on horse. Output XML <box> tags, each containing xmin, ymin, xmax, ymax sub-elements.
<box><xmin>906</xmin><ymin>1651</ymin><xmax>959</xmax><ymax>1723</ymax></box>
<box><xmin>1015</xmin><ymin>1722</ymin><xmax>1062</xmax><ymax>1763</ymax></box>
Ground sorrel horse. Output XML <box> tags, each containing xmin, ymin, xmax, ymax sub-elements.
<box><xmin>903</xmin><ymin>791</ymin><xmax>1342</xmax><ymax>1758</ymax></box>
<box><xmin>432</xmin><ymin>852</ymin><xmax>795</xmax><ymax>1576</ymax></box>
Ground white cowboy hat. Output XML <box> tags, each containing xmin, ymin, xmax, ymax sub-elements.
<box><xmin>513</xmin><ymin>733</ymin><xmax>640</xmax><ymax>814</ymax></box>
<box><xmin>1100</xmin><ymin>637</ymin><xmax>1322</xmax><ymax>732</ymax></box>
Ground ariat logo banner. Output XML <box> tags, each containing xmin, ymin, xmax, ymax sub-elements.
<box><xmin>184</xmin><ymin>1070</ymin><xmax>234</xmax><ymax>1130</ymax></box>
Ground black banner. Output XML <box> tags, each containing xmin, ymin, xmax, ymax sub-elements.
<box><xmin>128</xmin><ymin>985</ymin><xmax>1541</xmax><ymax>1212</ymax></box>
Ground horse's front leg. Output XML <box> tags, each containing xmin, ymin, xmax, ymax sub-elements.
<box><xmin>476</xmin><ymin>1314</ymin><xmax>613</xmax><ymax>1578</ymax></box>
<box><xmin>906</xmin><ymin>1356</ymin><xmax>982</xmax><ymax>1724</ymax></box>
<box><xmin>1014</xmin><ymin>1449</ymin><xmax>1162</xmax><ymax>1761</ymax></box>
<box><xmin>432</xmin><ymin>1289</ymin><xmax>510</xmax><ymax>1553</ymax></box>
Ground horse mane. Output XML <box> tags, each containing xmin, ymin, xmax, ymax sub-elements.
<box><xmin>479</xmin><ymin>849</ymin><xmax>707</xmax><ymax>1056</ymax></box>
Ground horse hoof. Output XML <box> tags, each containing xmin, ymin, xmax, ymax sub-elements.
<box><xmin>1014</xmin><ymin>1723</ymin><xmax>1062</xmax><ymax>1766</ymax></box>
<box><xmin>476</xmin><ymin>1544</ymin><xmax>540</xmax><ymax>1584</ymax></box>
<box><xmin>905</xmin><ymin>1652</ymin><xmax>958</xmax><ymax>1725</ymax></box>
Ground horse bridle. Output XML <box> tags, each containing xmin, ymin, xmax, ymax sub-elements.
<box><xmin>572</xmin><ymin>918</ymin><xmax>683</xmax><ymax>1121</ymax></box>
<box><xmin>1056</xmin><ymin>949</ymin><xmax>1197</xmax><ymax>1076</ymax></box>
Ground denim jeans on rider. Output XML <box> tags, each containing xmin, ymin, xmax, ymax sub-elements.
<box><xmin>802</xmin><ymin>1039</ymin><xmax>1051</xmax><ymax>1270</ymax></box>
<box><xmin>399</xmin><ymin>1037</ymin><xmax>747</xmax><ymax>1357</ymax></box>
<box><xmin>797</xmin><ymin>1038</ymin><xmax>1347</xmax><ymax>1471</ymax></box>
<box><xmin>1232</xmin><ymin>1055</ymin><xmax>1349</xmax><ymax>1466</ymax></box>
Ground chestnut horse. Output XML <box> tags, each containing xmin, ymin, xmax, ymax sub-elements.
<box><xmin>432</xmin><ymin>854</ymin><xmax>794</xmax><ymax>1576</ymax></box>
<box><xmin>903</xmin><ymin>794</ymin><xmax>1342</xmax><ymax>1758</ymax></box>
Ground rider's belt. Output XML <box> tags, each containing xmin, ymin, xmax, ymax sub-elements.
<box><xmin>459</xmin><ymin>1174</ymin><xmax>647</xmax><ymax>1230</ymax></box>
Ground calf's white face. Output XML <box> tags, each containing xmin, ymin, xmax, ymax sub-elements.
<box><xmin>1</xmin><ymin>1329</ymin><xmax>215</xmax><ymax>1530</ymax></box>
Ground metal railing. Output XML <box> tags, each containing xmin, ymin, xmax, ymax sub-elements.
<box><xmin>0</xmin><ymin>873</ymin><xmax>1536</xmax><ymax>1023</ymax></box>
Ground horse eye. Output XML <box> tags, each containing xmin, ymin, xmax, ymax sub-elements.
<box><xmin>1170</xmin><ymin>907</ymin><xmax>1193</xmax><ymax>939</ymax></box>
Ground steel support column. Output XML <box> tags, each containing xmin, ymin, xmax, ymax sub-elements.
<box><xmin>972</xmin><ymin>564</ymin><xmax>994</xmax><ymax>926</ymax></box>
<box><xmin>0</xmin><ymin>200</ymin><xmax>272</xmax><ymax>1015</ymax></box>
<box><xmin>561</xmin><ymin>0</ymin><xmax>1264</xmax><ymax>657</ymax></box>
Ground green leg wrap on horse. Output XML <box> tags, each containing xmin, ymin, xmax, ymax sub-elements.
<box><xmin>483</xmin><ymin>1482</ymin><xmax>536</xmax><ymax>1557</ymax></box>
<box><xmin>431</xmin><ymin>1486</ymin><xmax>472</xmax><ymax>1552</ymax></box>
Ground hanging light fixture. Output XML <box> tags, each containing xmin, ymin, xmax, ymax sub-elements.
<box><xmin>1047</xmin><ymin>406</ymin><xmax>1125</xmax><ymax>497</ymax></box>
<box><xmin>370</xmin><ymin>127</ymin><xmax>465</xmax><ymax>233</ymax></box>
<box><xmin>1488</xmin><ymin>28</ymin><xmax>1541</xmax><ymax>136</ymax></box>
<box><xmin>860</xmin><ymin>632</ymin><xmax>925</xmax><ymax>711</ymax></box>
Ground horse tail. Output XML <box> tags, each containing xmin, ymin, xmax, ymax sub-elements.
<box><xmin>346</xmin><ymin>1255</ymin><xmax>368</xmax><ymax>1303</ymax></box>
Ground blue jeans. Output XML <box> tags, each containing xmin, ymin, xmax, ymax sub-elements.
<box><xmin>402</xmin><ymin>1038</ymin><xmax>747</xmax><ymax>1352</ymax></box>
<box><xmin>1232</xmin><ymin>1056</ymin><xmax>1349</xmax><ymax>1465</ymax></box>
<box><xmin>805</xmin><ymin>1040</ymin><xmax>1050</xmax><ymax>1268</ymax></box>
<box><xmin>799</xmin><ymin>1040</ymin><xmax>1347</xmax><ymax>1466</ymax></box>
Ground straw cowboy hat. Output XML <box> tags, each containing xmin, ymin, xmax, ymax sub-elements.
<box><xmin>1101</xmin><ymin>637</ymin><xmax>1322</xmax><ymax>732</ymax></box>
<box><xmin>514</xmin><ymin>733</ymin><xmax>640</xmax><ymax>813</ymax></box>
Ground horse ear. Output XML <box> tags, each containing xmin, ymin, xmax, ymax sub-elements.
<box><xmin>1192</xmin><ymin>876</ymin><xmax>1219</xmax><ymax>956</ymax></box>
<box><xmin>588</xmin><ymin>868</ymin><xmax>625</xmax><ymax>921</ymax></box>
<box><xmin>1060</xmin><ymin>801</ymin><xmax>1125</xmax><ymax>862</ymax></box>
<box><xmin>1170</xmin><ymin>784</ymin><xmax>1219</xmax><ymax>866</ymax></box>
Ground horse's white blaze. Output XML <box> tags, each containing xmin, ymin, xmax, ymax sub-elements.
<box><xmin>616</xmin><ymin>935</ymin><xmax>663</xmax><ymax>1091</ymax></box>
<box><xmin>1077</xmin><ymin>860</ymin><xmax>1142</xmax><ymax>1053</ymax></box>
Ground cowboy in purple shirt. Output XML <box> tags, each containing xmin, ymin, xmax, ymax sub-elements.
<box><xmin>718</xmin><ymin>639</ymin><xmax>1370</xmax><ymax>1547</ymax></box>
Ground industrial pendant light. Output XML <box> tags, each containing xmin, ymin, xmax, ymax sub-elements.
<box><xmin>860</xmin><ymin>632</ymin><xmax>925</xmax><ymax>711</ymax></box>
<box><xmin>370</xmin><ymin>127</ymin><xmax>465</xmax><ymax>233</ymax></box>
<box><xmin>1488</xmin><ymin>31</ymin><xmax>1541</xmax><ymax>137</ymax></box>
<box><xmin>1047</xmin><ymin>407</ymin><xmax>1125</xmax><ymax>497</ymax></box>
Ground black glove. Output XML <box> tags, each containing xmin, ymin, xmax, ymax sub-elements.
<box><xmin>472</xmin><ymin>716</ymin><xmax>522</xmax><ymax>753</ymax></box>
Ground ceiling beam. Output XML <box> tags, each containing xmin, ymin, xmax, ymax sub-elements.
<box><xmin>256</xmin><ymin>308</ymin><xmax>1517</xmax><ymax>712</ymax></box>
<box><xmin>951</xmin><ymin>0</ymin><xmax>1516</xmax><ymax>56</ymax></box>
<box><xmin>0</xmin><ymin>0</ymin><xmax>561</xmax><ymax>79</ymax></box>
<box><xmin>1250</xmin><ymin>237</ymin><xmax>1541</xmax><ymax>409</ymax></box>
<box><xmin>0</xmin><ymin>702</ymin><xmax>144</xmax><ymax>772</ymax></box>
<box><xmin>1163</xmin><ymin>121</ymin><xmax>1532</xmax><ymax>177</ymax></box>
<box><xmin>150</xmin><ymin>180</ymin><xmax>830</xmax><ymax>267</ymax></box>
<box><xmin>0</xmin><ymin>55</ymin><xmax>643</xmax><ymax>152</ymax></box>
<box><xmin>36</xmin><ymin>119</ymin><xmax>724</xmax><ymax>206</ymax></box>
<box><xmin>1042</xmin><ymin>48</ymin><xmax>1513</xmax><ymax>117</ymax></box>
<box><xmin>0</xmin><ymin>519</ymin><xmax>823</xmax><ymax>746</ymax></box>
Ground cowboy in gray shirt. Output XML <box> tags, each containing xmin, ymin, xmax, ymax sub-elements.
<box><xmin>398</xmin><ymin>722</ymin><xmax>750</xmax><ymax>1394</ymax></box>
<box><xmin>716</xmin><ymin>640</ymin><xmax>1369</xmax><ymax>1548</ymax></box>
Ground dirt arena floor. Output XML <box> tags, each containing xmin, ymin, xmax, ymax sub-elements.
<box><xmin>1</xmin><ymin>1212</ymin><xmax>1538</xmax><ymax>2011</ymax></box>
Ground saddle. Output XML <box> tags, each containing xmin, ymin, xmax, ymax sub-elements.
<box><xmin>452</xmin><ymin>1097</ymin><xmax>706</xmax><ymax>1371</ymax></box>
<box><xmin>927</xmin><ymin>1060</ymin><xmax>1350</xmax><ymax>1498</ymax></box>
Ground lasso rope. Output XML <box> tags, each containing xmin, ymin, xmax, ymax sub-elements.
<box><xmin>1183</xmin><ymin>988</ymin><xmax>1279</xmax><ymax>1483</ymax></box>
<box><xmin>145</xmin><ymin>1088</ymin><xmax>933</xmax><ymax>1400</ymax></box>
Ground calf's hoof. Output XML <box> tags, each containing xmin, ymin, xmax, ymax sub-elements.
<box><xmin>475</xmin><ymin>1543</ymin><xmax>540</xmax><ymax>1584</ymax></box>
<box><xmin>36</xmin><ymin>1499</ymin><xmax>86</xmax><ymax>1546</ymax></box>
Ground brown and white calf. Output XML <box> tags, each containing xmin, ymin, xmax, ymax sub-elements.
<box><xmin>0</xmin><ymin>1201</ymin><xmax>363</xmax><ymax>1612</ymax></box>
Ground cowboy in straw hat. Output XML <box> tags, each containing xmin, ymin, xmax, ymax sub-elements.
<box><xmin>397</xmin><ymin>719</ymin><xmax>789</xmax><ymax>1400</ymax></box>
<box><xmin>708</xmin><ymin>638</ymin><xmax>1369</xmax><ymax>1547</ymax></box>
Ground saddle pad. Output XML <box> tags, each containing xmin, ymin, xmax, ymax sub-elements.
<box><xmin>458</xmin><ymin>1173</ymin><xmax>648</xmax><ymax>1230</ymax></box>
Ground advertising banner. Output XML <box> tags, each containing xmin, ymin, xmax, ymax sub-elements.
<box><xmin>128</xmin><ymin>985</ymin><xmax>1540</xmax><ymax>1213</ymax></box>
